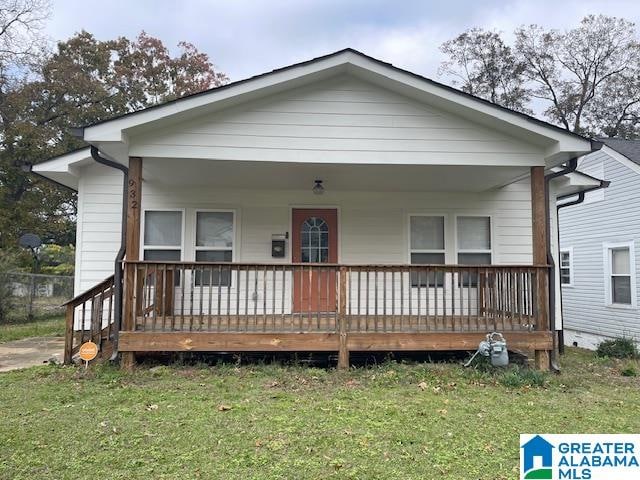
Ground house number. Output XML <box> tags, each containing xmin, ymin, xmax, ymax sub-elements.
<box><xmin>128</xmin><ymin>179</ymin><xmax>138</xmax><ymax>209</ymax></box>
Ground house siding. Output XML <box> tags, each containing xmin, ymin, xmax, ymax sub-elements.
<box><xmin>74</xmin><ymin>163</ymin><xmax>533</xmax><ymax>296</ymax></box>
<box><xmin>559</xmin><ymin>150</ymin><xmax>640</xmax><ymax>346</ymax></box>
<box><xmin>129</xmin><ymin>75</ymin><xmax>543</xmax><ymax>166</ymax></box>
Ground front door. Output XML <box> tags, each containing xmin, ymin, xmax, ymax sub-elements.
<box><xmin>292</xmin><ymin>208</ymin><xmax>338</xmax><ymax>312</ymax></box>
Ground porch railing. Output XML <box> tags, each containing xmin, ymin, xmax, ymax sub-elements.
<box><xmin>63</xmin><ymin>275</ymin><xmax>116</xmax><ymax>364</ymax></box>
<box><xmin>123</xmin><ymin>262</ymin><xmax>548</xmax><ymax>334</ymax></box>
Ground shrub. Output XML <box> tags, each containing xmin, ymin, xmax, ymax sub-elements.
<box><xmin>620</xmin><ymin>363</ymin><xmax>638</xmax><ymax>377</ymax></box>
<box><xmin>596</xmin><ymin>338</ymin><xmax>638</xmax><ymax>359</ymax></box>
<box><xmin>499</xmin><ymin>366</ymin><xmax>548</xmax><ymax>388</ymax></box>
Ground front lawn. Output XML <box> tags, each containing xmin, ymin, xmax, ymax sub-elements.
<box><xmin>0</xmin><ymin>316</ymin><xmax>65</xmax><ymax>343</ymax></box>
<box><xmin>0</xmin><ymin>349</ymin><xmax>638</xmax><ymax>479</ymax></box>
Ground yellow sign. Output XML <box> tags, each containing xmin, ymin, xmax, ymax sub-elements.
<box><xmin>79</xmin><ymin>341</ymin><xmax>98</xmax><ymax>362</ymax></box>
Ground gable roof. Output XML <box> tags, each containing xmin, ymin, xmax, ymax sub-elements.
<box><xmin>79</xmin><ymin>48</ymin><xmax>593</xmax><ymax>166</ymax></box>
<box><xmin>598</xmin><ymin>138</ymin><xmax>640</xmax><ymax>166</ymax></box>
<box><xmin>82</xmin><ymin>48</ymin><xmax>585</xmax><ymax>142</ymax></box>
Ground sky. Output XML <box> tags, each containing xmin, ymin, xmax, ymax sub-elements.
<box><xmin>45</xmin><ymin>0</ymin><xmax>640</xmax><ymax>83</ymax></box>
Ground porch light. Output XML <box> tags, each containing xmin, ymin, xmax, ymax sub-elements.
<box><xmin>312</xmin><ymin>179</ymin><xmax>324</xmax><ymax>195</ymax></box>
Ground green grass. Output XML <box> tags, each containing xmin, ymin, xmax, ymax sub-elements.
<box><xmin>0</xmin><ymin>348</ymin><xmax>638</xmax><ymax>479</ymax></box>
<box><xmin>0</xmin><ymin>316</ymin><xmax>65</xmax><ymax>343</ymax></box>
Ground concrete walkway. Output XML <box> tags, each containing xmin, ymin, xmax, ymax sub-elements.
<box><xmin>0</xmin><ymin>336</ymin><xmax>64</xmax><ymax>373</ymax></box>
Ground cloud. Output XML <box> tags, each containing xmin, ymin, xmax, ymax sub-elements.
<box><xmin>45</xmin><ymin>0</ymin><xmax>640</xmax><ymax>81</ymax></box>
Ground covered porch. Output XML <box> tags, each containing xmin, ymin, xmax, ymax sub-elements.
<box><xmin>64</xmin><ymin>157</ymin><xmax>552</xmax><ymax>369</ymax></box>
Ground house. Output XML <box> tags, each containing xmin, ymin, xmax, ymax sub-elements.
<box><xmin>558</xmin><ymin>139</ymin><xmax>640</xmax><ymax>349</ymax></box>
<box><xmin>31</xmin><ymin>49</ymin><xmax>604</xmax><ymax>369</ymax></box>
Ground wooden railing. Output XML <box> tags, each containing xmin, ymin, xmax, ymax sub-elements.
<box><xmin>63</xmin><ymin>275</ymin><xmax>115</xmax><ymax>364</ymax></box>
<box><xmin>123</xmin><ymin>262</ymin><xmax>548</xmax><ymax>335</ymax></box>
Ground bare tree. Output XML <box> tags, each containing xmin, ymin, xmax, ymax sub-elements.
<box><xmin>439</xmin><ymin>28</ymin><xmax>530</xmax><ymax>113</ymax></box>
<box><xmin>0</xmin><ymin>0</ymin><xmax>50</xmax><ymax>73</ymax></box>
<box><xmin>515</xmin><ymin>15</ymin><xmax>640</xmax><ymax>135</ymax></box>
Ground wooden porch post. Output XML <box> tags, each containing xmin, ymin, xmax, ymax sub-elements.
<box><xmin>337</xmin><ymin>266</ymin><xmax>349</xmax><ymax>370</ymax></box>
<box><xmin>122</xmin><ymin>156</ymin><xmax>142</xmax><ymax>370</ymax></box>
<box><xmin>531</xmin><ymin>166</ymin><xmax>550</xmax><ymax>370</ymax></box>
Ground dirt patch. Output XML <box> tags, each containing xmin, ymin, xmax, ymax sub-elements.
<box><xmin>0</xmin><ymin>336</ymin><xmax>64</xmax><ymax>372</ymax></box>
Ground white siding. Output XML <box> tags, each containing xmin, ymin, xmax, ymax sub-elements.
<box><xmin>74</xmin><ymin>170</ymin><xmax>533</xmax><ymax>298</ymax></box>
<box><xmin>559</xmin><ymin>150</ymin><xmax>640</xmax><ymax>346</ymax></box>
<box><xmin>74</xmin><ymin>163</ymin><xmax>123</xmax><ymax>294</ymax></box>
<box><xmin>130</xmin><ymin>75</ymin><xmax>543</xmax><ymax>166</ymax></box>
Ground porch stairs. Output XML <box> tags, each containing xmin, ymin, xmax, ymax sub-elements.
<box><xmin>63</xmin><ymin>275</ymin><xmax>116</xmax><ymax>364</ymax></box>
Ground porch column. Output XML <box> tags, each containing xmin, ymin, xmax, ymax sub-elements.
<box><xmin>122</xmin><ymin>156</ymin><xmax>142</xmax><ymax>370</ymax></box>
<box><xmin>530</xmin><ymin>166</ymin><xmax>550</xmax><ymax>370</ymax></box>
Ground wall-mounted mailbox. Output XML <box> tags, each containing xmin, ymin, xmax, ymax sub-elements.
<box><xmin>271</xmin><ymin>233</ymin><xmax>287</xmax><ymax>258</ymax></box>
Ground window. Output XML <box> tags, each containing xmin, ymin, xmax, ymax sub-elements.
<box><xmin>560</xmin><ymin>248</ymin><xmax>573</xmax><ymax>286</ymax></box>
<box><xmin>457</xmin><ymin>216</ymin><xmax>492</xmax><ymax>286</ymax></box>
<box><xmin>605</xmin><ymin>243</ymin><xmax>636</xmax><ymax>307</ymax></box>
<box><xmin>409</xmin><ymin>215</ymin><xmax>445</xmax><ymax>286</ymax></box>
<box><xmin>301</xmin><ymin>217</ymin><xmax>329</xmax><ymax>263</ymax></box>
<box><xmin>195</xmin><ymin>211</ymin><xmax>234</xmax><ymax>286</ymax></box>
<box><xmin>456</xmin><ymin>216</ymin><xmax>492</xmax><ymax>265</ymax></box>
<box><xmin>143</xmin><ymin>210</ymin><xmax>183</xmax><ymax>261</ymax></box>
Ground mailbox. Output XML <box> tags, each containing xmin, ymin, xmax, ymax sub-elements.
<box><xmin>271</xmin><ymin>233</ymin><xmax>287</xmax><ymax>258</ymax></box>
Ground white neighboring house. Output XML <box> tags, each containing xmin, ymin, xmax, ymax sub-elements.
<box><xmin>30</xmin><ymin>49</ymin><xmax>605</xmax><ymax>367</ymax></box>
<box><xmin>559</xmin><ymin>139</ymin><xmax>640</xmax><ymax>349</ymax></box>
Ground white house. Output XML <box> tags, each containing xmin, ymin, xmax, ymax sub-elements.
<box><xmin>559</xmin><ymin>139</ymin><xmax>640</xmax><ymax>349</ymax></box>
<box><xmin>32</xmin><ymin>49</ymin><xmax>603</xmax><ymax>369</ymax></box>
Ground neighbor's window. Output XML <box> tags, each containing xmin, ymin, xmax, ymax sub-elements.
<box><xmin>410</xmin><ymin>215</ymin><xmax>445</xmax><ymax>287</ymax></box>
<box><xmin>560</xmin><ymin>248</ymin><xmax>573</xmax><ymax>286</ymax></box>
<box><xmin>608</xmin><ymin>246</ymin><xmax>633</xmax><ymax>305</ymax></box>
<box><xmin>143</xmin><ymin>210</ymin><xmax>183</xmax><ymax>261</ymax></box>
<box><xmin>194</xmin><ymin>211</ymin><xmax>234</xmax><ymax>286</ymax></box>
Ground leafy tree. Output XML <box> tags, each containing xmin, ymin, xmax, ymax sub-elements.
<box><xmin>0</xmin><ymin>17</ymin><xmax>228</xmax><ymax>252</ymax></box>
<box><xmin>439</xmin><ymin>28</ymin><xmax>530</xmax><ymax>113</ymax></box>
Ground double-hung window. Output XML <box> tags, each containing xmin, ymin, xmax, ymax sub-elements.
<box><xmin>409</xmin><ymin>215</ymin><xmax>445</xmax><ymax>287</ymax></box>
<box><xmin>457</xmin><ymin>216</ymin><xmax>492</xmax><ymax>286</ymax></box>
<box><xmin>606</xmin><ymin>243</ymin><xmax>635</xmax><ymax>306</ymax></box>
<box><xmin>143</xmin><ymin>210</ymin><xmax>183</xmax><ymax>261</ymax></box>
<box><xmin>560</xmin><ymin>248</ymin><xmax>573</xmax><ymax>286</ymax></box>
<box><xmin>456</xmin><ymin>216</ymin><xmax>492</xmax><ymax>265</ymax></box>
<box><xmin>195</xmin><ymin>211</ymin><xmax>234</xmax><ymax>286</ymax></box>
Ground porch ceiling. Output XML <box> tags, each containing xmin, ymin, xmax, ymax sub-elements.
<box><xmin>142</xmin><ymin>157</ymin><xmax>528</xmax><ymax>192</ymax></box>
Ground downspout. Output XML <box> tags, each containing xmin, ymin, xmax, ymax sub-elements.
<box><xmin>543</xmin><ymin>139</ymin><xmax>603</xmax><ymax>372</ymax></box>
<box><xmin>555</xmin><ymin>181</ymin><xmax>610</xmax><ymax>355</ymax></box>
<box><xmin>89</xmin><ymin>145</ymin><xmax>129</xmax><ymax>360</ymax></box>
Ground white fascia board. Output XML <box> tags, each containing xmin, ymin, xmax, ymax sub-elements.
<box><xmin>82</xmin><ymin>50</ymin><xmax>592</xmax><ymax>163</ymax></box>
<box><xmin>32</xmin><ymin>147</ymin><xmax>92</xmax><ymax>190</ymax></box>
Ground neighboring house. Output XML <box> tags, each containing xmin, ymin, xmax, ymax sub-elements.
<box><xmin>32</xmin><ymin>49</ymin><xmax>602</xmax><ymax>369</ymax></box>
<box><xmin>559</xmin><ymin>139</ymin><xmax>640</xmax><ymax>349</ymax></box>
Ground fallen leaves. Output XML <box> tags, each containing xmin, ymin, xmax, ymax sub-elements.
<box><xmin>217</xmin><ymin>404</ymin><xmax>232</xmax><ymax>412</ymax></box>
<box><xmin>145</xmin><ymin>404</ymin><xmax>158</xmax><ymax>411</ymax></box>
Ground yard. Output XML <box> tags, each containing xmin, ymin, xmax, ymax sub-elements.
<box><xmin>0</xmin><ymin>349</ymin><xmax>638</xmax><ymax>479</ymax></box>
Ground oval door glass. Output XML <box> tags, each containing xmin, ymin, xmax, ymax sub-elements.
<box><xmin>300</xmin><ymin>217</ymin><xmax>329</xmax><ymax>262</ymax></box>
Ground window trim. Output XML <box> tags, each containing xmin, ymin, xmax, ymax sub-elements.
<box><xmin>141</xmin><ymin>208</ymin><xmax>185</xmax><ymax>261</ymax></box>
<box><xmin>407</xmin><ymin>214</ymin><xmax>447</xmax><ymax>264</ymax></box>
<box><xmin>454</xmin><ymin>214</ymin><xmax>493</xmax><ymax>265</ymax></box>
<box><xmin>603</xmin><ymin>241</ymin><xmax>637</xmax><ymax>309</ymax></box>
<box><xmin>560</xmin><ymin>247</ymin><xmax>574</xmax><ymax>288</ymax></box>
<box><xmin>194</xmin><ymin>209</ymin><xmax>237</xmax><ymax>262</ymax></box>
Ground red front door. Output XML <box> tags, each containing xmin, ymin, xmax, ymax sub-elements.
<box><xmin>292</xmin><ymin>208</ymin><xmax>338</xmax><ymax>313</ymax></box>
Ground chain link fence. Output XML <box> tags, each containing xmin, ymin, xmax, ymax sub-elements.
<box><xmin>0</xmin><ymin>272</ymin><xmax>74</xmax><ymax>324</ymax></box>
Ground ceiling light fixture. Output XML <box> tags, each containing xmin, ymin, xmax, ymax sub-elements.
<box><xmin>312</xmin><ymin>179</ymin><xmax>324</xmax><ymax>195</ymax></box>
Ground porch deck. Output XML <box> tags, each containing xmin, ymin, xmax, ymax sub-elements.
<box><xmin>65</xmin><ymin>262</ymin><xmax>552</xmax><ymax>366</ymax></box>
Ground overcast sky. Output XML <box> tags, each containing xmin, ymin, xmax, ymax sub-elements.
<box><xmin>45</xmin><ymin>0</ymin><xmax>640</xmax><ymax>82</ymax></box>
